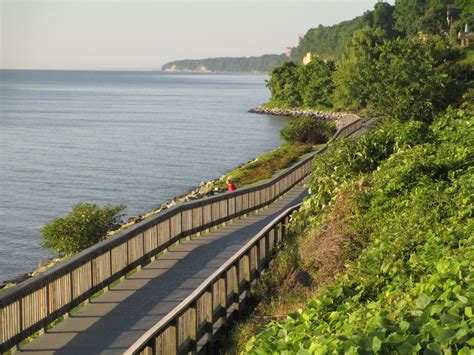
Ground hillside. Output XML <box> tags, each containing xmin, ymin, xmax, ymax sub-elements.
<box><xmin>221</xmin><ymin>1</ymin><xmax>474</xmax><ymax>353</ymax></box>
<box><xmin>294</xmin><ymin>0</ymin><xmax>473</xmax><ymax>61</ymax></box>
<box><xmin>245</xmin><ymin>108</ymin><xmax>473</xmax><ymax>354</ymax></box>
<box><xmin>161</xmin><ymin>54</ymin><xmax>289</xmax><ymax>73</ymax></box>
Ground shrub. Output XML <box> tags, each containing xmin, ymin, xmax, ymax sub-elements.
<box><xmin>246</xmin><ymin>110</ymin><xmax>474</xmax><ymax>354</ymax></box>
<box><xmin>41</xmin><ymin>202</ymin><xmax>126</xmax><ymax>255</ymax></box>
<box><xmin>281</xmin><ymin>117</ymin><xmax>335</xmax><ymax>144</ymax></box>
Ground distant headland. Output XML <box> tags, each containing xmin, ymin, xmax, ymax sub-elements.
<box><xmin>161</xmin><ymin>53</ymin><xmax>290</xmax><ymax>73</ymax></box>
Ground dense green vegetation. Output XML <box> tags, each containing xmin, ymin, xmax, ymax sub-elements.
<box><xmin>161</xmin><ymin>54</ymin><xmax>289</xmax><ymax>73</ymax></box>
<box><xmin>295</xmin><ymin>2</ymin><xmax>399</xmax><ymax>61</ymax></box>
<box><xmin>41</xmin><ymin>202</ymin><xmax>126</xmax><ymax>255</ymax></box>
<box><xmin>246</xmin><ymin>108</ymin><xmax>473</xmax><ymax>353</ymax></box>
<box><xmin>297</xmin><ymin>16</ymin><xmax>366</xmax><ymax>61</ymax></box>
<box><xmin>295</xmin><ymin>0</ymin><xmax>473</xmax><ymax>61</ymax></box>
<box><xmin>231</xmin><ymin>1</ymin><xmax>474</xmax><ymax>353</ymax></box>
<box><xmin>266</xmin><ymin>59</ymin><xmax>335</xmax><ymax>109</ymax></box>
<box><xmin>268</xmin><ymin>35</ymin><xmax>472</xmax><ymax>116</ymax></box>
<box><xmin>280</xmin><ymin>117</ymin><xmax>335</xmax><ymax>145</ymax></box>
<box><xmin>266</xmin><ymin>0</ymin><xmax>474</xmax><ymax>115</ymax></box>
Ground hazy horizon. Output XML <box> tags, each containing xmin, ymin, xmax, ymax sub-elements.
<box><xmin>2</xmin><ymin>0</ymin><xmax>388</xmax><ymax>70</ymax></box>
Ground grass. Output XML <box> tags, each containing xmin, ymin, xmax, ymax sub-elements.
<box><xmin>214</xmin><ymin>143</ymin><xmax>318</xmax><ymax>190</ymax></box>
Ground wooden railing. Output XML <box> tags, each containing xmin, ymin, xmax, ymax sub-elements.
<box><xmin>125</xmin><ymin>203</ymin><xmax>301</xmax><ymax>355</ymax></box>
<box><xmin>0</xmin><ymin>117</ymin><xmax>362</xmax><ymax>352</ymax></box>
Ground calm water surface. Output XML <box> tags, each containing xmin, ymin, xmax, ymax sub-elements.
<box><xmin>0</xmin><ymin>70</ymin><xmax>287</xmax><ymax>281</ymax></box>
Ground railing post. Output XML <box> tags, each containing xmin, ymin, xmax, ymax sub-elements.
<box><xmin>108</xmin><ymin>250</ymin><xmax>113</xmax><ymax>290</ymax></box>
<box><xmin>169</xmin><ymin>217</ymin><xmax>173</xmax><ymax>244</ymax></box>
<box><xmin>173</xmin><ymin>318</ymin><xmax>179</xmax><ymax>355</ymax></box>
<box><xmin>207</xmin><ymin>286</ymin><xmax>213</xmax><ymax>341</ymax></box>
<box><xmin>200</xmin><ymin>204</ymin><xmax>206</xmax><ymax>233</ymax></box>
<box><xmin>190</xmin><ymin>302</ymin><xmax>197</xmax><ymax>354</ymax></box>
<box><xmin>45</xmin><ymin>279</ymin><xmax>50</xmax><ymax>332</ymax></box>
<box><xmin>69</xmin><ymin>270</ymin><xmax>74</xmax><ymax>314</ymax></box>
<box><xmin>264</xmin><ymin>233</ymin><xmax>270</xmax><ymax>265</ymax></box>
<box><xmin>222</xmin><ymin>275</ymin><xmax>227</xmax><ymax>318</ymax></box>
<box><xmin>18</xmin><ymin>297</ymin><xmax>23</xmax><ymax>334</ymax></box>
<box><xmin>256</xmin><ymin>243</ymin><xmax>261</xmax><ymax>274</ymax></box>
<box><xmin>89</xmin><ymin>260</ymin><xmax>94</xmax><ymax>299</ymax></box>
<box><xmin>244</xmin><ymin>251</ymin><xmax>251</xmax><ymax>288</ymax></box>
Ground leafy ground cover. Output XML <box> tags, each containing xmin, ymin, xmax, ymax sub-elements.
<box><xmin>244</xmin><ymin>109</ymin><xmax>473</xmax><ymax>353</ymax></box>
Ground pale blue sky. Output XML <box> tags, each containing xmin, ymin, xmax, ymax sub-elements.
<box><xmin>1</xmin><ymin>0</ymin><xmax>386</xmax><ymax>70</ymax></box>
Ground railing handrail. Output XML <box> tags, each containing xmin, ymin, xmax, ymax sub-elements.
<box><xmin>0</xmin><ymin>115</ymin><xmax>362</xmax><ymax>352</ymax></box>
<box><xmin>0</xmin><ymin>118</ymin><xmax>359</xmax><ymax>303</ymax></box>
<box><xmin>124</xmin><ymin>203</ymin><xmax>302</xmax><ymax>355</ymax></box>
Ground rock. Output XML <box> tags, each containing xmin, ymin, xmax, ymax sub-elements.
<box><xmin>249</xmin><ymin>106</ymin><xmax>349</xmax><ymax>122</ymax></box>
<box><xmin>295</xmin><ymin>270</ymin><xmax>314</xmax><ymax>287</ymax></box>
<box><xmin>3</xmin><ymin>272</ymin><xmax>32</xmax><ymax>285</ymax></box>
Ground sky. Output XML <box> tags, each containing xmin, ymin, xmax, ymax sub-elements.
<box><xmin>1</xmin><ymin>0</ymin><xmax>386</xmax><ymax>70</ymax></box>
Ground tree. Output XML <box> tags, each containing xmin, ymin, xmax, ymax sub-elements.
<box><xmin>41</xmin><ymin>202</ymin><xmax>126</xmax><ymax>255</ymax></box>
<box><xmin>454</xmin><ymin>0</ymin><xmax>474</xmax><ymax>14</ymax></box>
<box><xmin>297</xmin><ymin>58</ymin><xmax>335</xmax><ymax>109</ymax></box>
<box><xmin>416</xmin><ymin>6</ymin><xmax>448</xmax><ymax>34</ymax></box>
<box><xmin>297</xmin><ymin>17</ymin><xmax>366</xmax><ymax>61</ymax></box>
<box><xmin>267</xmin><ymin>61</ymin><xmax>301</xmax><ymax>107</ymax></box>
<box><xmin>332</xmin><ymin>27</ymin><xmax>385</xmax><ymax>110</ymax></box>
<box><xmin>363</xmin><ymin>2</ymin><xmax>399</xmax><ymax>39</ymax></box>
<box><xmin>393</xmin><ymin>0</ymin><xmax>449</xmax><ymax>36</ymax></box>
<box><xmin>370</xmin><ymin>38</ymin><xmax>446</xmax><ymax>123</ymax></box>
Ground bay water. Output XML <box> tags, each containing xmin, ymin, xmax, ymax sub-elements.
<box><xmin>0</xmin><ymin>70</ymin><xmax>287</xmax><ymax>281</ymax></box>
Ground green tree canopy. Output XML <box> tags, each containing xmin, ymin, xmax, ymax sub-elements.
<box><xmin>363</xmin><ymin>2</ymin><xmax>399</xmax><ymax>39</ymax></box>
<box><xmin>332</xmin><ymin>27</ymin><xmax>386</xmax><ymax>110</ymax></box>
<box><xmin>370</xmin><ymin>38</ymin><xmax>446</xmax><ymax>123</ymax></box>
<box><xmin>267</xmin><ymin>61</ymin><xmax>301</xmax><ymax>107</ymax></box>
<box><xmin>297</xmin><ymin>58</ymin><xmax>335</xmax><ymax>108</ymax></box>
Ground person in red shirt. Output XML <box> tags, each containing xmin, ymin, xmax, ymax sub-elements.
<box><xmin>226</xmin><ymin>178</ymin><xmax>238</xmax><ymax>192</ymax></box>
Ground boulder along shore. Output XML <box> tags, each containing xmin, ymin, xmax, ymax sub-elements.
<box><xmin>249</xmin><ymin>106</ymin><xmax>358</xmax><ymax>129</ymax></box>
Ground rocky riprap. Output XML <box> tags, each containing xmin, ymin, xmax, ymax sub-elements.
<box><xmin>249</xmin><ymin>106</ymin><xmax>356</xmax><ymax>129</ymax></box>
<box><xmin>1</xmin><ymin>111</ymin><xmax>363</xmax><ymax>289</ymax></box>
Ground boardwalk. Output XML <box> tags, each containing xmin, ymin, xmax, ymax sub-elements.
<box><xmin>20</xmin><ymin>181</ymin><xmax>308</xmax><ymax>354</ymax></box>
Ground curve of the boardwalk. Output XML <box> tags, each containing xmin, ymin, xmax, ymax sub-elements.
<box><xmin>0</xmin><ymin>116</ymin><xmax>366</xmax><ymax>354</ymax></box>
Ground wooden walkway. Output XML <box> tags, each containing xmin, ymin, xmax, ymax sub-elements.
<box><xmin>19</xmin><ymin>181</ymin><xmax>308</xmax><ymax>354</ymax></box>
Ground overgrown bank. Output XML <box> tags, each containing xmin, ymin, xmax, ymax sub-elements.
<box><xmin>225</xmin><ymin>109</ymin><xmax>473</xmax><ymax>354</ymax></box>
<box><xmin>224</xmin><ymin>3</ymin><xmax>474</xmax><ymax>351</ymax></box>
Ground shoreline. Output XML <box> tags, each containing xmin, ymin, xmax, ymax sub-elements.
<box><xmin>1</xmin><ymin>110</ymin><xmax>351</xmax><ymax>289</ymax></box>
<box><xmin>0</xmin><ymin>148</ymin><xmax>298</xmax><ymax>288</ymax></box>
<box><xmin>249</xmin><ymin>106</ymin><xmax>359</xmax><ymax>129</ymax></box>
<box><xmin>0</xmin><ymin>173</ymin><xmax>226</xmax><ymax>288</ymax></box>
